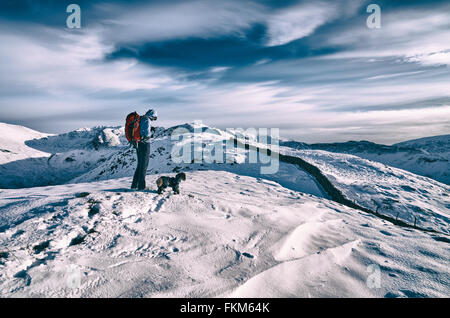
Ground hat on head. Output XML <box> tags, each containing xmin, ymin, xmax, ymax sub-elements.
<box><xmin>145</xmin><ymin>109</ymin><xmax>157</xmax><ymax>120</ymax></box>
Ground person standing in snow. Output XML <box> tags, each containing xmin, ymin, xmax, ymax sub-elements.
<box><xmin>131</xmin><ymin>109</ymin><xmax>158</xmax><ymax>190</ymax></box>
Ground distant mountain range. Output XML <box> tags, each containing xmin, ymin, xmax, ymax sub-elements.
<box><xmin>280</xmin><ymin>134</ymin><xmax>450</xmax><ymax>185</ymax></box>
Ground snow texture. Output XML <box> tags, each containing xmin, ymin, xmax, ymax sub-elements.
<box><xmin>0</xmin><ymin>122</ymin><xmax>449</xmax><ymax>297</ymax></box>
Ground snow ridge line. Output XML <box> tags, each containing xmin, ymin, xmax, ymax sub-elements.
<box><xmin>233</xmin><ymin>138</ymin><xmax>446</xmax><ymax>236</ymax></box>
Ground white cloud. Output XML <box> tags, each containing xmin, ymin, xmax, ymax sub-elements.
<box><xmin>290</xmin><ymin>106</ymin><xmax>450</xmax><ymax>144</ymax></box>
<box><xmin>97</xmin><ymin>0</ymin><xmax>360</xmax><ymax>48</ymax></box>
<box><xmin>365</xmin><ymin>71</ymin><xmax>426</xmax><ymax>81</ymax></box>
<box><xmin>0</xmin><ymin>25</ymin><xmax>196</xmax><ymax>123</ymax></box>
<box><xmin>264</xmin><ymin>0</ymin><xmax>364</xmax><ymax>47</ymax></box>
<box><xmin>209</xmin><ymin>66</ymin><xmax>230</xmax><ymax>73</ymax></box>
<box><xmin>174</xmin><ymin>79</ymin><xmax>450</xmax><ymax>144</ymax></box>
<box><xmin>407</xmin><ymin>51</ymin><xmax>450</xmax><ymax>67</ymax></box>
<box><xmin>324</xmin><ymin>7</ymin><xmax>450</xmax><ymax>66</ymax></box>
<box><xmin>265</xmin><ymin>2</ymin><xmax>337</xmax><ymax>46</ymax></box>
<box><xmin>0</xmin><ymin>27</ymin><xmax>184</xmax><ymax>93</ymax></box>
<box><xmin>97</xmin><ymin>0</ymin><xmax>265</xmax><ymax>44</ymax></box>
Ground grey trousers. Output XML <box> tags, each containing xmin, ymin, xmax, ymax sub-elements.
<box><xmin>131</xmin><ymin>141</ymin><xmax>150</xmax><ymax>190</ymax></box>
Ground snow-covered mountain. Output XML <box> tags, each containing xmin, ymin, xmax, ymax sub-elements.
<box><xmin>280</xmin><ymin>135</ymin><xmax>450</xmax><ymax>185</ymax></box>
<box><xmin>0</xmin><ymin>123</ymin><xmax>50</xmax><ymax>165</ymax></box>
<box><xmin>395</xmin><ymin>134</ymin><xmax>450</xmax><ymax>155</ymax></box>
<box><xmin>0</xmin><ymin>124</ymin><xmax>125</xmax><ymax>188</ymax></box>
<box><xmin>0</xmin><ymin>122</ymin><xmax>449</xmax><ymax>297</ymax></box>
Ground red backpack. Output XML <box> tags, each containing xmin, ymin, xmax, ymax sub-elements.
<box><xmin>125</xmin><ymin>112</ymin><xmax>141</xmax><ymax>144</ymax></box>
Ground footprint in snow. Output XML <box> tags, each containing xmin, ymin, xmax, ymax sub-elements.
<box><xmin>69</xmin><ymin>234</ymin><xmax>86</xmax><ymax>247</ymax></box>
<box><xmin>0</xmin><ymin>251</ymin><xmax>8</xmax><ymax>264</ymax></box>
<box><xmin>14</xmin><ymin>270</ymin><xmax>32</xmax><ymax>286</ymax></box>
<box><xmin>33</xmin><ymin>240</ymin><xmax>51</xmax><ymax>254</ymax></box>
<box><xmin>88</xmin><ymin>204</ymin><xmax>101</xmax><ymax>217</ymax></box>
<box><xmin>388</xmin><ymin>273</ymin><xmax>398</xmax><ymax>277</ymax></box>
<box><xmin>75</xmin><ymin>192</ymin><xmax>90</xmax><ymax>198</ymax></box>
<box><xmin>11</xmin><ymin>229</ymin><xmax>25</xmax><ymax>238</ymax></box>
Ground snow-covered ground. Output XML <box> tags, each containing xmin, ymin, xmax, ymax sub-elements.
<box><xmin>280</xmin><ymin>148</ymin><xmax>450</xmax><ymax>234</ymax></box>
<box><xmin>1</xmin><ymin>171</ymin><xmax>449</xmax><ymax>297</ymax></box>
<box><xmin>0</xmin><ymin>122</ymin><xmax>449</xmax><ymax>297</ymax></box>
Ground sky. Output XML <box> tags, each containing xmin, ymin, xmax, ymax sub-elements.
<box><xmin>0</xmin><ymin>0</ymin><xmax>449</xmax><ymax>144</ymax></box>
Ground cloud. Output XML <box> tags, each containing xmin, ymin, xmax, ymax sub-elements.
<box><xmin>0</xmin><ymin>22</ymin><xmax>196</xmax><ymax>127</ymax></box>
<box><xmin>286</xmin><ymin>105</ymin><xmax>450</xmax><ymax>144</ymax></box>
<box><xmin>264</xmin><ymin>0</ymin><xmax>363</xmax><ymax>47</ymax></box>
<box><xmin>227</xmin><ymin>55</ymin><xmax>450</xmax><ymax>107</ymax></box>
<box><xmin>96</xmin><ymin>0</ymin><xmax>266</xmax><ymax>44</ymax></box>
<box><xmin>324</xmin><ymin>6</ymin><xmax>450</xmax><ymax>66</ymax></box>
<box><xmin>0</xmin><ymin>0</ymin><xmax>449</xmax><ymax>143</ymax></box>
<box><xmin>365</xmin><ymin>71</ymin><xmax>426</xmax><ymax>81</ymax></box>
<box><xmin>265</xmin><ymin>2</ymin><xmax>337</xmax><ymax>46</ymax></box>
<box><xmin>0</xmin><ymin>26</ymin><xmax>177</xmax><ymax>92</ymax></box>
<box><xmin>162</xmin><ymin>79</ymin><xmax>450</xmax><ymax>144</ymax></box>
<box><xmin>407</xmin><ymin>51</ymin><xmax>450</xmax><ymax>67</ymax></box>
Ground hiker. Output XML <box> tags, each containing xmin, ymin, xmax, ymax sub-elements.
<box><xmin>126</xmin><ymin>109</ymin><xmax>158</xmax><ymax>190</ymax></box>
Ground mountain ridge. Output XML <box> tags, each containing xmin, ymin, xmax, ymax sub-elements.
<box><xmin>280</xmin><ymin>135</ymin><xmax>450</xmax><ymax>185</ymax></box>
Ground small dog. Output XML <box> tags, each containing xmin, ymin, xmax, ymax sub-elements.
<box><xmin>156</xmin><ymin>172</ymin><xmax>186</xmax><ymax>194</ymax></box>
